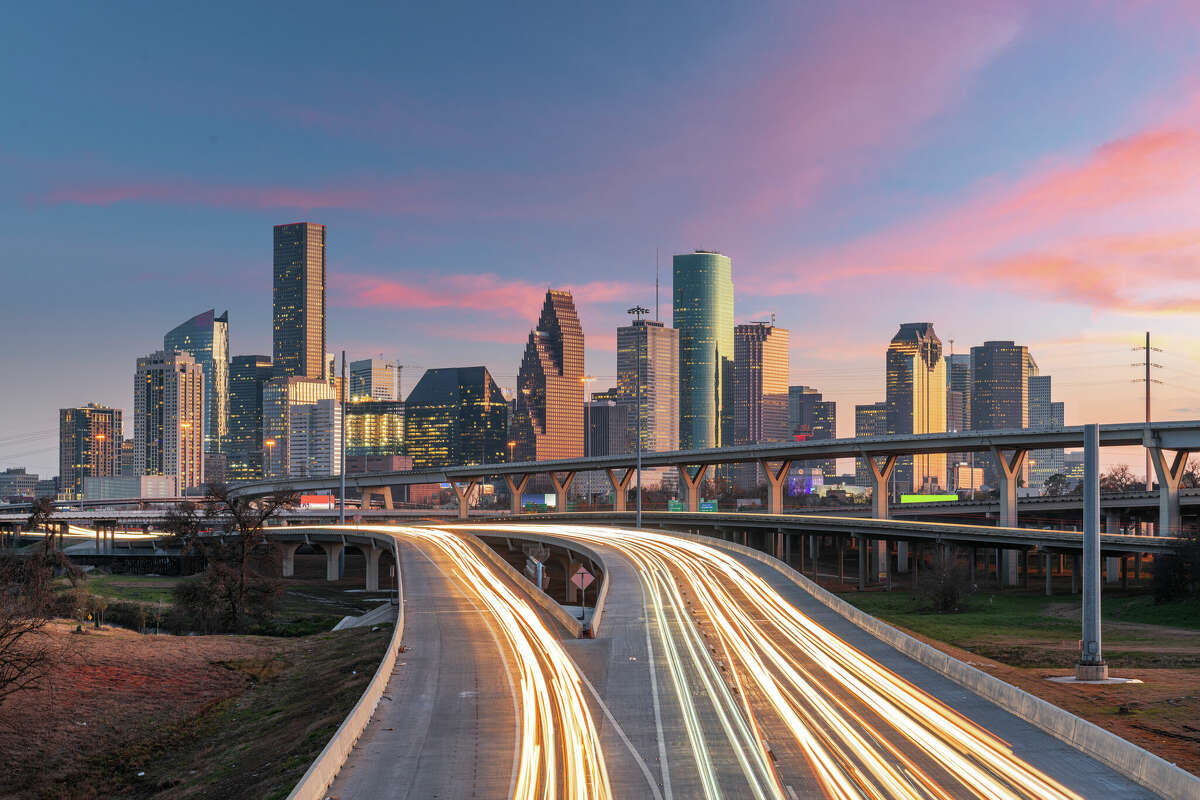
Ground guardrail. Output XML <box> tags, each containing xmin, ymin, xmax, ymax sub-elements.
<box><xmin>286</xmin><ymin>530</ymin><xmax>405</xmax><ymax>800</ymax></box>
<box><xmin>684</xmin><ymin>532</ymin><xmax>1200</xmax><ymax>799</ymax></box>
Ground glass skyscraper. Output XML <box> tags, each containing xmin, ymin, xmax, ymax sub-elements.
<box><xmin>616</xmin><ymin>319</ymin><xmax>679</xmax><ymax>454</ymax></box>
<box><xmin>346</xmin><ymin>400</ymin><xmax>405</xmax><ymax>456</ymax></box>
<box><xmin>406</xmin><ymin>367</ymin><xmax>507</xmax><ymax>469</ymax></box>
<box><xmin>971</xmin><ymin>340</ymin><xmax>1034</xmax><ymax>487</ymax></box>
<box><xmin>673</xmin><ymin>251</ymin><xmax>734</xmax><ymax>450</ymax></box>
<box><xmin>164</xmin><ymin>309</ymin><xmax>229</xmax><ymax>454</ymax></box>
<box><xmin>1028</xmin><ymin>373</ymin><xmax>1065</xmax><ymax>490</ymax></box>
<box><xmin>512</xmin><ymin>290</ymin><xmax>585</xmax><ymax>462</ymax></box>
<box><xmin>886</xmin><ymin>323</ymin><xmax>947</xmax><ymax>492</ymax></box>
<box><xmin>273</xmin><ymin>222</ymin><xmax>326</xmax><ymax>380</ymax></box>
<box><xmin>789</xmin><ymin>386</ymin><xmax>837</xmax><ymax>478</ymax></box>
<box><xmin>227</xmin><ymin>355</ymin><xmax>272</xmax><ymax>481</ymax></box>
<box><xmin>854</xmin><ymin>401</ymin><xmax>889</xmax><ymax>487</ymax></box>
<box><xmin>349</xmin><ymin>358</ymin><xmax>399</xmax><ymax>401</ymax></box>
<box><xmin>59</xmin><ymin>404</ymin><xmax>122</xmax><ymax>499</ymax></box>
<box><xmin>134</xmin><ymin>351</ymin><xmax>205</xmax><ymax>494</ymax></box>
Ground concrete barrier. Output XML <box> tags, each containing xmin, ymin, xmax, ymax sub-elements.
<box><xmin>286</xmin><ymin>530</ymin><xmax>406</xmax><ymax>800</ymax></box>
<box><xmin>674</xmin><ymin>531</ymin><xmax>1200</xmax><ymax>800</ymax></box>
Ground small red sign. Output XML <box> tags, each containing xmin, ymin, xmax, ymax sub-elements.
<box><xmin>571</xmin><ymin>567</ymin><xmax>595</xmax><ymax>591</ymax></box>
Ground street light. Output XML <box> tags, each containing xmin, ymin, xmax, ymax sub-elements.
<box><xmin>507</xmin><ymin>440</ymin><xmax>516</xmax><ymax>462</ymax></box>
<box><xmin>627</xmin><ymin>305</ymin><xmax>650</xmax><ymax>528</ymax></box>
<box><xmin>580</xmin><ymin>375</ymin><xmax>596</xmax><ymax>456</ymax></box>
<box><xmin>264</xmin><ymin>438</ymin><xmax>276</xmax><ymax>477</ymax></box>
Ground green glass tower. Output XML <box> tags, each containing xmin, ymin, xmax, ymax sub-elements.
<box><xmin>673</xmin><ymin>251</ymin><xmax>734</xmax><ymax>449</ymax></box>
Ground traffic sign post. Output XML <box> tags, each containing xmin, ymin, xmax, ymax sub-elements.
<box><xmin>571</xmin><ymin>566</ymin><xmax>594</xmax><ymax>620</ymax></box>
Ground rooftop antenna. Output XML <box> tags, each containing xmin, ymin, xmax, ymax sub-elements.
<box><xmin>655</xmin><ymin>247</ymin><xmax>660</xmax><ymax>322</ymax></box>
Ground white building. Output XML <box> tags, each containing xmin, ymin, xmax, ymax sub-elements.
<box><xmin>288</xmin><ymin>398</ymin><xmax>342</xmax><ymax>478</ymax></box>
<box><xmin>349</xmin><ymin>357</ymin><xmax>400</xmax><ymax>401</ymax></box>
<box><xmin>134</xmin><ymin>350</ymin><xmax>205</xmax><ymax>494</ymax></box>
<box><xmin>263</xmin><ymin>377</ymin><xmax>335</xmax><ymax>479</ymax></box>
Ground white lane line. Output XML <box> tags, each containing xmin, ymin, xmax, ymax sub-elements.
<box><xmin>639</xmin><ymin>567</ymin><xmax>675</xmax><ymax>800</ymax></box>
<box><xmin>576</xmin><ymin>660</ymin><xmax>665</xmax><ymax>800</ymax></box>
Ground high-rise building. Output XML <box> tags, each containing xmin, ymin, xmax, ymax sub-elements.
<box><xmin>406</xmin><ymin>367</ymin><xmax>507</xmax><ymax>469</ymax></box>
<box><xmin>288</xmin><ymin>398</ymin><xmax>342</xmax><ymax>478</ymax></box>
<box><xmin>586</xmin><ymin>400</ymin><xmax>630</xmax><ymax>457</ymax></box>
<box><xmin>512</xmin><ymin>290</ymin><xmax>585</xmax><ymax>461</ymax></box>
<box><xmin>732</xmin><ymin>323</ymin><xmax>790</xmax><ymax>445</ymax></box>
<box><xmin>262</xmin><ymin>376</ymin><xmax>335</xmax><ymax>479</ymax></box>
<box><xmin>163</xmin><ymin>309</ymin><xmax>229</xmax><ymax>454</ymax></box>
<box><xmin>1028</xmin><ymin>374</ymin><xmax>1065</xmax><ymax>491</ymax></box>
<box><xmin>971</xmin><ymin>340</ymin><xmax>1033</xmax><ymax>487</ymax></box>
<box><xmin>134</xmin><ymin>351</ymin><xmax>205</xmax><ymax>494</ymax></box>
<box><xmin>227</xmin><ymin>355</ymin><xmax>273</xmax><ymax>481</ymax></box>
<box><xmin>886</xmin><ymin>323</ymin><xmax>947</xmax><ymax>492</ymax></box>
<box><xmin>349</xmin><ymin>358</ymin><xmax>399</xmax><ymax>401</ymax></box>
<box><xmin>118</xmin><ymin>438</ymin><xmax>135</xmax><ymax>476</ymax></box>
<box><xmin>273</xmin><ymin>222</ymin><xmax>326</xmax><ymax>379</ymax></box>
<box><xmin>59</xmin><ymin>404</ymin><xmax>123</xmax><ymax>499</ymax></box>
<box><xmin>0</xmin><ymin>468</ymin><xmax>39</xmax><ymax>500</ymax></box>
<box><xmin>788</xmin><ymin>386</ymin><xmax>837</xmax><ymax>478</ymax></box>
<box><xmin>674</xmin><ymin>251</ymin><xmax>735</xmax><ymax>449</ymax></box>
<box><xmin>854</xmin><ymin>401</ymin><xmax>889</xmax><ymax>487</ymax></box>
<box><xmin>946</xmin><ymin>353</ymin><xmax>972</xmax><ymax>431</ymax></box>
<box><xmin>616</xmin><ymin>319</ymin><xmax>679</xmax><ymax>454</ymax></box>
<box><xmin>346</xmin><ymin>400</ymin><xmax>405</xmax><ymax>456</ymax></box>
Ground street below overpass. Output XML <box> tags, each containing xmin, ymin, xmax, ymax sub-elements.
<box><xmin>326</xmin><ymin>523</ymin><xmax>1161</xmax><ymax>798</ymax></box>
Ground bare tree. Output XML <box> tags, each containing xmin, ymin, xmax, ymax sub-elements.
<box><xmin>1180</xmin><ymin>457</ymin><xmax>1200</xmax><ymax>489</ymax></box>
<box><xmin>25</xmin><ymin>498</ymin><xmax>56</xmax><ymax>551</ymax></box>
<box><xmin>0</xmin><ymin>547</ymin><xmax>82</xmax><ymax>704</ymax></box>
<box><xmin>1100</xmin><ymin>464</ymin><xmax>1143</xmax><ymax>493</ymax></box>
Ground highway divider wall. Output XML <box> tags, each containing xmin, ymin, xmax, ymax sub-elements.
<box><xmin>286</xmin><ymin>530</ymin><xmax>406</xmax><ymax>800</ymax></box>
<box><xmin>676</xmin><ymin>531</ymin><xmax>1200</xmax><ymax>800</ymax></box>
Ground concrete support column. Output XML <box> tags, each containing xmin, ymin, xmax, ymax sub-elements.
<box><xmin>838</xmin><ymin>537</ymin><xmax>846</xmax><ymax>584</ymax></box>
<box><xmin>504</xmin><ymin>474</ymin><xmax>530</xmax><ymax>515</ymax></box>
<box><xmin>1148</xmin><ymin>446</ymin><xmax>1190</xmax><ymax>537</ymax></box>
<box><xmin>783</xmin><ymin>531</ymin><xmax>791</xmax><ymax>564</ymax></box>
<box><xmin>279</xmin><ymin>542</ymin><xmax>301</xmax><ymax>577</ymax></box>
<box><xmin>677</xmin><ymin>465</ymin><xmax>709</xmax><ymax>512</ymax></box>
<box><xmin>969</xmin><ymin>546</ymin><xmax>977</xmax><ymax>585</ymax></box>
<box><xmin>864</xmin><ymin>454</ymin><xmax>899</xmax><ymax>519</ymax></box>
<box><xmin>364</xmin><ymin>546</ymin><xmax>383</xmax><ymax>592</ymax></box>
<box><xmin>606</xmin><ymin>468</ymin><xmax>635</xmax><ymax>513</ymax></box>
<box><xmin>324</xmin><ymin>542</ymin><xmax>345</xmax><ymax>582</ymax></box>
<box><xmin>1104</xmin><ymin>512</ymin><xmax>1121</xmax><ymax>584</ymax></box>
<box><xmin>450</xmin><ymin>478</ymin><xmax>480</xmax><ymax>519</ymax></box>
<box><xmin>759</xmin><ymin>460</ymin><xmax>792</xmax><ymax>515</ymax></box>
<box><xmin>895</xmin><ymin>542</ymin><xmax>909</xmax><ymax>573</ymax></box>
<box><xmin>856</xmin><ymin>535</ymin><xmax>867</xmax><ymax>591</ymax></box>
<box><xmin>1077</xmin><ymin>423</ymin><xmax>1107</xmax><ymax>680</ymax></box>
<box><xmin>990</xmin><ymin>446</ymin><xmax>1027</xmax><ymax>586</ymax></box>
<box><xmin>1044</xmin><ymin>552</ymin><xmax>1053</xmax><ymax>596</ymax></box>
<box><xmin>549</xmin><ymin>471</ymin><xmax>576</xmax><ymax>513</ymax></box>
<box><xmin>362</xmin><ymin>485</ymin><xmax>395</xmax><ymax>510</ymax></box>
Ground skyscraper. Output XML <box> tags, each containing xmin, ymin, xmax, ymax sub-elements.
<box><xmin>732</xmin><ymin>322</ymin><xmax>790</xmax><ymax>447</ymax></box>
<box><xmin>227</xmin><ymin>355</ymin><xmax>273</xmax><ymax>481</ymax></box>
<box><xmin>164</xmin><ymin>309</ymin><xmax>229</xmax><ymax>454</ymax></box>
<box><xmin>349</xmin><ymin>358</ymin><xmax>399</xmax><ymax>401</ymax></box>
<box><xmin>406</xmin><ymin>367</ymin><xmax>508</xmax><ymax>469</ymax></box>
<box><xmin>511</xmin><ymin>290</ymin><xmax>585</xmax><ymax>461</ymax></box>
<box><xmin>971</xmin><ymin>340</ymin><xmax>1033</xmax><ymax>487</ymax></box>
<box><xmin>854</xmin><ymin>401</ymin><xmax>889</xmax><ymax>487</ymax></box>
<box><xmin>346</xmin><ymin>400</ymin><xmax>405</xmax><ymax>456</ymax></box>
<box><xmin>273</xmin><ymin>222</ymin><xmax>326</xmax><ymax>379</ymax></box>
<box><xmin>616</xmin><ymin>319</ymin><xmax>679</xmax><ymax>453</ymax></box>
<box><xmin>59</xmin><ymin>404</ymin><xmax>122</xmax><ymax>499</ymax></box>
<box><xmin>788</xmin><ymin>386</ymin><xmax>837</xmax><ymax>478</ymax></box>
<box><xmin>946</xmin><ymin>353</ymin><xmax>972</xmax><ymax>432</ymax></box>
<box><xmin>262</xmin><ymin>377</ymin><xmax>335</xmax><ymax>479</ymax></box>
<box><xmin>586</xmin><ymin>400</ymin><xmax>630</xmax><ymax>457</ymax></box>
<box><xmin>288</xmin><ymin>398</ymin><xmax>342</xmax><ymax>478</ymax></box>
<box><xmin>886</xmin><ymin>323</ymin><xmax>947</xmax><ymax>492</ymax></box>
<box><xmin>134</xmin><ymin>351</ymin><xmax>205</xmax><ymax>494</ymax></box>
<box><xmin>1028</xmin><ymin>374</ymin><xmax>1065</xmax><ymax>490</ymax></box>
<box><xmin>674</xmin><ymin>251</ymin><xmax>734</xmax><ymax>449</ymax></box>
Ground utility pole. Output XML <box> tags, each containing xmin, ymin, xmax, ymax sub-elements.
<box><xmin>339</xmin><ymin>350</ymin><xmax>347</xmax><ymax>526</ymax></box>
<box><xmin>1133</xmin><ymin>331</ymin><xmax>1162</xmax><ymax>492</ymax></box>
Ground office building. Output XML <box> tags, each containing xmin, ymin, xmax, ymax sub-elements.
<box><xmin>227</xmin><ymin>355</ymin><xmax>273</xmax><ymax>481</ymax></box>
<box><xmin>346</xmin><ymin>400</ymin><xmax>405</xmax><ymax>456</ymax></box>
<box><xmin>1028</xmin><ymin>374</ymin><xmax>1066</xmax><ymax>491</ymax></box>
<box><xmin>118</xmin><ymin>439</ymin><xmax>135</xmax><ymax>476</ymax></box>
<box><xmin>288</xmin><ymin>398</ymin><xmax>342</xmax><ymax>478</ymax></box>
<box><xmin>134</xmin><ymin>351</ymin><xmax>205</xmax><ymax>494</ymax></box>
<box><xmin>788</xmin><ymin>386</ymin><xmax>837</xmax><ymax>478</ymax></box>
<box><xmin>586</xmin><ymin>400</ymin><xmax>630</xmax><ymax>457</ymax></box>
<box><xmin>163</xmin><ymin>309</ymin><xmax>229</xmax><ymax>453</ymax></box>
<box><xmin>84</xmin><ymin>475</ymin><xmax>174</xmax><ymax>501</ymax></box>
<box><xmin>854</xmin><ymin>401</ymin><xmax>889</xmax><ymax>487</ymax></box>
<box><xmin>971</xmin><ymin>340</ymin><xmax>1034</xmax><ymax>487</ymax></box>
<box><xmin>59</xmin><ymin>404</ymin><xmax>123</xmax><ymax>499</ymax></box>
<box><xmin>674</xmin><ymin>251</ymin><xmax>734</xmax><ymax>449</ymax></box>
<box><xmin>944</xmin><ymin>352</ymin><xmax>972</xmax><ymax>489</ymax></box>
<box><xmin>731</xmin><ymin>322</ymin><xmax>789</xmax><ymax>489</ymax></box>
<box><xmin>0</xmin><ymin>468</ymin><xmax>38</xmax><ymax>500</ymax></box>
<box><xmin>512</xmin><ymin>290</ymin><xmax>585</xmax><ymax>461</ymax></box>
<box><xmin>616</xmin><ymin>319</ymin><xmax>679</xmax><ymax>453</ymax></box>
<box><xmin>350</xmin><ymin>358</ymin><xmax>399</xmax><ymax>401</ymax></box>
<box><xmin>406</xmin><ymin>367</ymin><xmax>507</xmax><ymax>469</ymax></box>
<box><xmin>262</xmin><ymin>376</ymin><xmax>335</xmax><ymax>479</ymax></box>
<box><xmin>35</xmin><ymin>477</ymin><xmax>59</xmax><ymax>499</ymax></box>
<box><xmin>273</xmin><ymin>222</ymin><xmax>326</xmax><ymax>379</ymax></box>
<box><xmin>886</xmin><ymin>323</ymin><xmax>947</xmax><ymax>492</ymax></box>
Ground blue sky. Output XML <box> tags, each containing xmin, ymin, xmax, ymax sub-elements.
<box><xmin>5</xmin><ymin>1</ymin><xmax>1200</xmax><ymax>476</ymax></box>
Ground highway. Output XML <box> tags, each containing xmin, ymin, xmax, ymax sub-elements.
<box><xmin>456</xmin><ymin>523</ymin><xmax>1157</xmax><ymax>799</ymax></box>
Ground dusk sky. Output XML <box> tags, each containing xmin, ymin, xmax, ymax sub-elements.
<box><xmin>5</xmin><ymin>1</ymin><xmax>1200</xmax><ymax>476</ymax></box>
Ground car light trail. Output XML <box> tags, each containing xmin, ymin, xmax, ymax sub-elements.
<box><xmin>322</xmin><ymin>525</ymin><xmax>611</xmax><ymax>800</ymax></box>
<box><xmin>465</xmin><ymin>524</ymin><xmax>1082</xmax><ymax>800</ymax></box>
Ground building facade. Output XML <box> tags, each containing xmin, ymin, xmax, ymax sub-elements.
<box><xmin>1028</xmin><ymin>373</ymin><xmax>1066</xmax><ymax>491</ymax></box>
<box><xmin>346</xmin><ymin>399</ymin><xmax>405</xmax><ymax>456</ymax></box>
<box><xmin>227</xmin><ymin>355</ymin><xmax>273</xmax><ymax>481</ymax></box>
<box><xmin>886</xmin><ymin>323</ymin><xmax>947</xmax><ymax>492</ymax></box>
<box><xmin>287</xmin><ymin>398</ymin><xmax>342</xmax><ymax>478</ymax></box>
<box><xmin>349</xmin><ymin>358</ymin><xmax>399</xmax><ymax>401</ymax></box>
<box><xmin>511</xmin><ymin>290</ymin><xmax>585</xmax><ymax>462</ymax></box>
<box><xmin>971</xmin><ymin>340</ymin><xmax>1034</xmax><ymax>487</ymax></box>
<box><xmin>674</xmin><ymin>251</ymin><xmax>734</xmax><ymax>449</ymax></box>
<box><xmin>788</xmin><ymin>386</ymin><xmax>837</xmax><ymax>478</ymax></box>
<box><xmin>854</xmin><ymin>401</ymin><xmax>889</xmax><ymax>487</ymax></box>
<box><xmin>134</xmin><ymin>351</ymin><xmax>205</xmax><ymax>494</ymax></box>
<box><xmin>406</xmin><ymin>367</ymin><xmax>507</xmax><ymax>469</ymax></box>
<box><xmin>59</xmin><ymin>404</ymin><xmax>123</xmax><ymax>499</ymax></box>
<box><xmin>163</xmin><ymin>309</ymin><xmax>229</xmax><ymax>454</ymax></box>
<box><xmin>586</xmin><ymin>400</ymin><xmax>630</xmax><ymax>457</ymax></box>
<box><xmin>273</xmin><ymin>222</ymin><xmax>326</xmax><ymax>379</ymax></box>
<box><xmin>731</xmin><ymin>322</ymin><xmax>789</xmax><ymax>489</ymax></box>
<box><xmin>616</xmin><ymin>319</ymin><xmax>679</xmax><ymax>454</ymax></box>
<box><xmin>262</xmin><ymin>376</ymin><xmax>335</xmax><ymax>479</ymax></box>
<box><xmin>0</xmin><ymin>468</ymin><xmax>38</xmax><ymax>500</ymax></box>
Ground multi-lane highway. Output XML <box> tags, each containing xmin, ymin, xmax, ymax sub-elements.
<box><xmin>318</xmin><ymin>522</ymin><xmax>1159</xmax><ymax>798</ymax></box>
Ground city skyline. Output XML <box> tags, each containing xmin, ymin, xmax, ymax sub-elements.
<box><xmin>7</xmin><ymin>4</ymin><xmax>1200</xmax><ymax>476</ymax></box>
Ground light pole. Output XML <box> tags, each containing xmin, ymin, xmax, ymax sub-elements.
<box><xmin>264</xmin><ymin>438</ymin><xmax>276</xmax><ymax>478</ymax></box>
<box><xmin>581</xmin><ymin>375</ymin><xmax>596</xmax><ymax>457</ymax></box>
<box><xmin>507</xmin><ymin>440</ymin><xmax>516</xmax><ymax>462</ymax></box>
<box><xmin>627</xmin><ymin>305</ymin><xmax>650</xmax><ymax>528</ymax></box>
<box><xmin>339</xmin><ymin>350</ymin><xmax>347</xmax><ymax>526</ymax></box>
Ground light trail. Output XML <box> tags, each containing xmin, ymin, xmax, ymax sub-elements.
<box><xmin>460</xmin><ymin>524</ymin><xmax>1083</xmax><ymax>800</ymax></box>
<box><xmin>321</xmin><ymin>525</ymin><xmax>611</xmax><ymax>800</ymax></box>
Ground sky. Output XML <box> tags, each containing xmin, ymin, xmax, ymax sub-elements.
<box><xmin>4</xmin><ymin>0</ymin><xmax>1200</xmax><ymax>478</ymax></box>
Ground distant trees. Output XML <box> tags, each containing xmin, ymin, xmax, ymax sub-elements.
<box><xmin>1043</xmin><ymin>473</ymin><xmax>1071</xmax><ymax>496</ymax></box>
<box><xmin>164</xmin><ymin>483</ymin><xmax>299</xmax><ymax>633</ymax></box>
<box><xmin>1099</xmin><ymin>464</ymin><xmax>1144</xmax><ymax>493</ymax></box>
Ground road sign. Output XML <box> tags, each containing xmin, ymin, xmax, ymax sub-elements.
<box><xmin>571</xmin><ymin>566</ymin><xmax>595</xmax><ymax>591</ymax></box>
<box><xmin>699</xmin><ymin>500</ymin><xmax>718</xmax><ymax>512</ymax></box>
<box><xmin>667</xmin><ymin>499</ymin><xmax>684</xmax><ymax>512</ymax></box>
